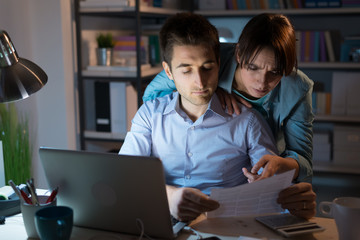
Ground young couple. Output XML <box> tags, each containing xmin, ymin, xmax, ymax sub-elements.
<box><xmin>120</xmin><ymin>12</ymin><xmax>316</xmax><ymax>222</ymax></box>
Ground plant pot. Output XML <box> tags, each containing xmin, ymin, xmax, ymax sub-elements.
<box><xmin>96</xmin><ymin>48</ymin><xmax>113</xmax><ymax>66</ymax></box>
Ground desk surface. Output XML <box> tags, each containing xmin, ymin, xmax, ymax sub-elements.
<box><xmin>2</xmin><ymin>214</ymin><xmax>338</xmax><ymax>240</ymax></box>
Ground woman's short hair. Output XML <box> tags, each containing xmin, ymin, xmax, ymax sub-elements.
<box><xmin>159</xmin><ymin>12</ymin><xmax>220</xmax><ymax>68</ymax></box>
<box><xmin>236</xmin><ymin>13</ymin><xmax>297</xmax><ymax>76</ymax></box>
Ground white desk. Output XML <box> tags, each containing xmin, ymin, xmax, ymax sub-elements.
<box><xmin>1</xmin><ymin>213</ymin><xmax>338</xmax><ymax>240</ymax></box>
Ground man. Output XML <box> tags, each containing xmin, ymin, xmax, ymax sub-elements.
<box><xmin>120</xmin><ymin>13</ymin><xmax>316</xmax><ymax>221</ymax></box>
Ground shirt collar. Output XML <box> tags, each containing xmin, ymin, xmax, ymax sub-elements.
<box><xmin>163</xmin><ymin>92</ymin><xmax>229</xmax><ymax>119</ymax></box>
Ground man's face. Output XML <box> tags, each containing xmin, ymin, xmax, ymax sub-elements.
<box><xmin>163</xmin><ymin>45</ymin><xmax>219</xmax><ymax>109</ymax></box>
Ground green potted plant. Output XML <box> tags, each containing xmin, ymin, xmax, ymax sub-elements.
<box><xmin>96</xmin><ymin>33</ymin><xmax>115</xmax><ymax>66</ymax></box>
<box><xmin>0</xmin><ymin>103</ymin><xmax>31</xmax><ymax>184</ymax></box>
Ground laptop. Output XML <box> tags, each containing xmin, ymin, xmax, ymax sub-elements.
<box><xmin>39</xmin><ymin>147</ymin><xmax>186</xmax><ymax>239</ymax></box>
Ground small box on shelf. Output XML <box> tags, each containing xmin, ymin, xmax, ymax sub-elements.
<box><xmin>331</xmin><ymin>72</ymin><xmax>360</xmax><ymax>116</ymax></box>
<box><xmin>333</xmin><ymin>125</ymin><xmax>360</xmax><ymax>167</ymax></box>
<box><xmin>313</xmin><ymin>131</ymin><xmax>332</xmax><ymax>162</ymax></box>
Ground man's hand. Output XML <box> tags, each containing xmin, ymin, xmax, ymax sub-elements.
<box><xmin>277</xmin><ymin>182</ymin><xmax>316</xmax><ymax>219</ymax></box>
<box><xmin>167</xmin><ymin>187</ymin><xmax>220</xmax><ymax>222</ymax></box>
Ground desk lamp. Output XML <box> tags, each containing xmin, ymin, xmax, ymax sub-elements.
<box><xmin>0</xmin><ymin>30</ymin><xmax>47</xmax><ymax>216</ymax></box>
<box><xmin>0</xmin><ymin>30</ymin><xmax>47</xmax><ymax>102</ymax></box>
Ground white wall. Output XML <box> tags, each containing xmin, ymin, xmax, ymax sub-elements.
<box><xmin>0</xmin><ymin>0</ymin><xmax>78</xmax><ymax>188</ymax></box>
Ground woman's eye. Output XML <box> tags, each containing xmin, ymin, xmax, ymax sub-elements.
<box><xmin>271</xmin><ymin>70</ymin><xmax>281</xmax><ymax>76</ymax></box>
<box><xmin>247</xmin><ymin>65</ymin><xmax>257</xmax><ymax>71</ymax></box>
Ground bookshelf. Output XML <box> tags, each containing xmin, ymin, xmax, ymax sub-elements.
<box><xmin>75</xmin><ymin>1</ymin><xmax>360</xmax><ymax>172</ymax></box>
<box><xmin>74</xmin><ymin>0</ymin><xmax>190</xmax><ymax>150</ymax></box>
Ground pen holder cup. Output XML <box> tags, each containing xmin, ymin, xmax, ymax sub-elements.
<box><xmin>21</xmin><ymin>195</ymin><xmax>57</xmax><ymax>239</ymax></box>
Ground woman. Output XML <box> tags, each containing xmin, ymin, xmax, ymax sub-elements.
<box><xmin>143</xmin><ymin>13</ymin><xmax>316</xmax><ymax>218</ymax></box>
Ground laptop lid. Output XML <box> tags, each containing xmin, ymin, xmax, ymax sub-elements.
<box><xmin>39</xmin><ymin>147</ymin><xmax>182</xmax><ymax>239</ymax></box>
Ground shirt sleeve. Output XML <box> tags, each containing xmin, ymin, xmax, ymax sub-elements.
<box><xmin>142</xmin><ymin>70</ymin><xmax>176</xmax><ymax>102</ymax></box>
<box><xmin>246</xmin><ymin>110</ymin><xmax>279</xmax><ymax>168</ymax></box>
<box><xmin>282</xmin><ymin>86</ymin><xmax>314</xmax><ymax>183</ymax></box>
<box><xmin>119</xmin><ymin>103</ymin><xmax>153</xmax><ymax>156</ymax></box>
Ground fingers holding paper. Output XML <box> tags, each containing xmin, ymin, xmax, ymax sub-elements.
<box><xmin>166</xmin><ymin>186</ymin><xmax>220</xmax><ymax>222</ymax></box>
<box><xmin>277</xmin><ymin>182</ymin><xmax>316</xmax><ymax>219</ymax></box>
<box><xmin>244</xmin><ymin>155</ymin><xmax>300</xmax><ymax>183</ymax></box>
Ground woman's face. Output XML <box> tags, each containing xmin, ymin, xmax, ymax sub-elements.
<box><xmin>233</xmin><ymin>47</ymin><xmax>282</xmax><ymax>100</ymax></box>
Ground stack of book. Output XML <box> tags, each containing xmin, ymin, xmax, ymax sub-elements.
<box><xmin>113</xmin><ymin>35</ymin><xmax>148</xmax><ymax>66</ymax></box>
<box><xmin>296</xmin><ymin>30</ymin><xmax>342</xmax><ymax>63</ymax></box>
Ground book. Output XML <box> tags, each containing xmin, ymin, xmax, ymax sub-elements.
<box><xmin>324</xmin><ymin>31</ymin><xmax>335</xmax><ymax>62</ymax></box>
<box><xmin>317</xmin><ymin>0</ymin><xmax>329</xmax><ymax>7</ymax></box>
<box><xmin>331</xmin><ymin>72</ymin><xmax>348</xmax><ymax>115</ymax></box>
<box><xmin>304</xmin><ymin>31</ymin><xmax>312</xmax><ymax>62</ymax></box>
<box><xmin>295</xmin><ymin>31</ymin><xmax>301</xmax><ymax>62</ymax></box>
<box><xmin>95</xmin><ymin>82</ymin><xmax>111</xmax><ymax>132</ymax></box>
<box><xmin>313</xmin><ymin>31</ymin><xmax>320</xmax><ymax>62</ymax></box>
<box><xmin>330</xmin><ymin>30</ymin><xmax>342</xmax><ymax>61</ymax></box>
<box><xmin>316</xmin><ymin>92</ymin><xmax>326</xmax><ymax>115</ymax></box>
<box><xmin>110</xmin><ymin>82</ymin><xmax>127</xmax><ymax>135</ymax></box>
<box><xmin>237</xmin><ymin>0</ymin><xmax>247</xmax><ymax>9</ymax></box>
<box><xmin>309</xmin><ymin>31</ymin><xmax>316</xmax><ymax>62</ymax></box>
<box><xmin>319</xmin><ymin>31</ymin><xmax>327</xmax><ymax>62</ymax></box>
<box><xmin>304</xmin><ymin>0</ymin><xmax>317</xmax><ymax>8</ymax></box>
<box><xmin>300</xmin><ymin>31</ymin><xmax>306</xmax><ymax>62</ymax></box>
<box><xmin>198</xmin><ymin>0</ymin><xmax>226</xmax><ymax>10</ymax></box>
<box><xmin>268</xmin><ymin>0</ymin><xmax>280</xmax><ymax>8</ymax></box>
<box><xmin>345</xmin><ymin>73</ymin><xmax>360</xmax><ymax>116</ymax></box>
<box><xmin>111</xmin><ymin>81</ymin><xmax>138</xmax><ymax>135</ymax></box>
<box><xmin>149</xmin><ymin>35</ymin><xmax>161</xmax><ymax>66</ymax></box>
<box><xmin>328</xmin><ymin>0</ymin><xmax>342</xmax><ymax>7</ymax></box>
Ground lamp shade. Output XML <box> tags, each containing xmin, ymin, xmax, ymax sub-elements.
<box><xmin>0</xmin><ymin>30</ymin><xmax>47</xmax><ymax>103</ymax></box>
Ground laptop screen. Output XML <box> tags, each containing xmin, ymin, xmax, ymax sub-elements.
<box><xmin>39</xmin><ymin>147</ymin><xmax>179</xmax><ymax>239</ymax></box>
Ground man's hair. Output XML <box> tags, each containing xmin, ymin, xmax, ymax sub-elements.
<box><xmin>236</xmin><ymin>13</ymin><xmax>297</xmax><ymax>76</ymax></box>
<box><xmin>159</xmin><ymin>12</ymin><xmax>220</xmax><ymax>68</ymax></box>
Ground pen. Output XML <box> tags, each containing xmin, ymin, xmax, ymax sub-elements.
<box><xmin>26</xmin><ymin>179</ymin><xmax>39</xmax><ymax>205</ymax></box>
<box><xmin>8</xmin><ymin>180</ymin><xmax>21</xmax><ymax>199</ymax></box>
<box><xmin>20</xmin><ymin>189</ymin><xmax>32</xmax><ymax>205</ymax></box>
<box><xmin>46</xmin><ymin>187</ymin><xmax>58</xmax><ymax>203</ymax></box>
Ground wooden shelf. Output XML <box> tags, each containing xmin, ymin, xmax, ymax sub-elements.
<box><xmin>80</xmin><ymin>5</ymin><xmax>184</xmax><ymax>16</ymax></box>
<box><xmin>82</xmin><ymin>66</ymin><xmax>162</xmax><ymax>78</ymax></box>
<box><xmin>299</xmin><ymin>62</ymin><xmax>360</xmax><ymax>69</ymax></box>
<box><xmin>195</xmin><ymin>8</ymin><xmax>360</xmax><ymax>17</ymax></box>
<box><xmin>315</xmin><ymin>115</ymin><xmax>360</xmax><ymax>123</ymax></box>
<box><xmin>314</xmin><ymin>162</ymin><xmax>360</xmax><ymax>174</ymax></box>
<box><xmin>84</xmin><ymin>130</ymin><xmax>126</xmax><ymax>141</ymax></box>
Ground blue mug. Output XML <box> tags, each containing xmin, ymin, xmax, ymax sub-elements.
<box><xmin>35</xmin><ymin>206</ymin><xmax>73</xmax><ymax>240</ymax></box>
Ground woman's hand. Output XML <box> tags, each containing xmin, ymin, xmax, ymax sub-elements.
<box><xmin>242</xmin><ymin>155</ymin><xmax>300</xmax><ymax>183</ymax></box>
<box><xmin>277</xmin><ymin>182</ymin><xmax>317</xmax><ymax>219</ymax></box>
<box><xmin>216</xmin><ymin>88</ymin><xmax>249</xmax><ymax>115</ymax></box>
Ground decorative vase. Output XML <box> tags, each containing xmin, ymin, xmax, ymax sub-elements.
<box><xmin>96</xmin><ymin>48</ymin><xmax>113</xmax><ymax>66</ymax></box>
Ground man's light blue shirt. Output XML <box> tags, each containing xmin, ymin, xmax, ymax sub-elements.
<box><xmin>120</xmin><ymin>92</ymin><xmax>278</xmax><ymax>195</ymax></box>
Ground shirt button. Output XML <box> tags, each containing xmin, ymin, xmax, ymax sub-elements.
<box><xmin>190</xmin><ymin>126</ymin><xmax>195</xmax><ymax>130</ymax></box>
<box><xmin>185</xmin><ymin>175</ymin><xmax>191</xmax><ymax>179</ymax></box>
<box><xmin>187</xmin><ymin>152</ymin><xmax>193</xmax><ymax>157</ymax></box>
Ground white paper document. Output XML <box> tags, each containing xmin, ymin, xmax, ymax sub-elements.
<box><xmin>207</xmin><ymin>169</ymin><xmax>295</xmax><ymax>218</ymax></box>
